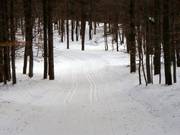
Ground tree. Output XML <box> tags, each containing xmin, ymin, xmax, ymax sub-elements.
<box><xmin>129</xmin><ymin>0</ymin><xmax>136</xmax><ymax>73</ymax></box>
<box><xmin>23</xmin><ymin>0</ymin><xmax>33</xmax><ymax>78</ymax></box>
<box><xmin>163</xmin><ymin>0</ymin><xmax>172</xmax><ymax>85</ymax></box>
<box><xmin>43</xmin><ymin>0</ymin><xmax>48</xmax><ymax>79</ymax></box>
<box><xmin>47</xmin><ymin>0</ymin><xmax>55</xmax><ymax>80</ymax></box>
<box><xmin>10</xmin><ymin>0</ymin><xmax>17</xmax><ymax>84</ymax></box>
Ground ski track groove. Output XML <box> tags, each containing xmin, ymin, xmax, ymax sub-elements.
<box><xmin>63</xmin><ymin>67</ymin><xmax>77</xmax><ymax>105</ymax></box>
<box><xmin>94</xmin><ymin>65</ymin><xmax>117</xmax><ymax>135</ymax></box>
<box><xmin>67</xmin><ymin>71</ymin><xmax>78</xmax><ymax>104</ymax></box>
<box><xmin>90</xmin><ymin>66</ymin><xmax>99</xmax><ymax>103</ymax></box>
<box><xmin>62</xmin><ymin>53</ymin><xmax>81</xmax><ymax>105</ymax></box>
<box><xmin>101</xmin><ymin>70</ymin><xmax>117</xmax><ymax>135</ymax></box>
<box><xmin>86</xmin><ymin>64</ymin><xmax>98</xmax><ymax>105</ymax></box>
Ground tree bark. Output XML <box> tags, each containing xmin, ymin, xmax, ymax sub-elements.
<box><xmin>129</xmin><ymin>0</ymin><xmax>136</xmax><ymax>73</ymax></box>
<box><xmin>10</xmin><ymin>0</ymin><xmax>16</xmax><ymax>84</ymax></box>
<box><xmin>23</xmin><ymin>0</ymin><xmax>33</xmax><ymax>78</ymax></box>
<box><xmin>43</xmin><ymin>0</ymin><xmax>48</xmax><ymax>79</ymax></box>
<box><xmin>163</xmin><ymin>0</ymin><xmax>172</xmax><ymax>85</ymax></box>
<box><xmin>48</xmin><ymin>0</ymin><xmax>55</xmax><ymax>80</ymax></box>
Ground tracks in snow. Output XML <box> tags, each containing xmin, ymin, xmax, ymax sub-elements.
<box><xmin>86</xmin><ymin>70</ymin><xmax>99</xmax><ymax>104</ymax></box>
<box><xmin>61</xmin><ymin>51</ymin><xmax>101</xmax><ymax>105</ymax></box>
<box><xmin>63</xmin><ymin>70</ymin><xmax>78</xmax><ymax>104</ymax></box>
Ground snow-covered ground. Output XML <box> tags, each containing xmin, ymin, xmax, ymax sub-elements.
<box><xmin>0</xmin><ymin>29</ymin><xmax>180</xmax><ymax>135</ymax></box>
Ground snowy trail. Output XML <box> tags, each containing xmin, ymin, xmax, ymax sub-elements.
<box><xmin>0</xmin><ymin>46</ymin><xmax>180</xmax><ymax>135</ymax></box>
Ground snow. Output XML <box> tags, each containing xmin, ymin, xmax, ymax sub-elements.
<box><xmin>0</xmin><ymin>28</ymin><xmax>180</xmax><ymax>135</ymax></box>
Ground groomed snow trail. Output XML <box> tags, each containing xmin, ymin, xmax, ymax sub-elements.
<box><xmin>0</xmin><ymin>46</ymin><xmax>180</xmax><ymax>135</ymax></box>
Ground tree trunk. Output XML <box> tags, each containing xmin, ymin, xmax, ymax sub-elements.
<box><xmin>154</xmin><ymin>0</ymin><xmax>161</xmax><ymax>75</ymax></box>
<box><xmin>76</xmin><ymin>20</ymin><xmax>79</xmax><ymax>41</ymax></box>
<box><xmin>129</xmin><ymin>0</ymin><xmax>136</xmax><ymax>73</ymax></box>
<box><xmin>81</xmin><ymin>5</ymin><xmax>86</xmax><ymax>51</ymax></box>
<box><xmin>48</xmin><ymin>0</ymin><xmax>55</xmax><ymax>80</ymax></box>
<box><xmin>43</xmin><ymin>0</ymin><xmax>48</xmax><ymax>79</ymax></box>
<box><xmin>61</xmin><ymin>19</ymin><xmax>65</xmax><ymax>42</ymax></box>
<box><xmin>170</xmin><ymin>0</ymin><xmax>176</xmax><ymax>83</ymax></box>
<box><xmin>10</xmin><ymin>0</ymin><xmax>16</xmax><ymax>84</ymax></box>
<box><xmin>66</xmin><ymin>20</ymin><xmax>70</xmax><ymax>49</ymax></box>
<box><xmin>71</xmin><ymin>20</ymin><xmax>74</xmax><ymax>41</ymax></box>
<box><xmin>23</xmin><ymin>0</ymin><xmax>33</xmax><ymax>78</ymax></box>
<box><xmin>163</xmin><ymin>0</ymin><xmax>172</xmax><ymax>85</ymax></box>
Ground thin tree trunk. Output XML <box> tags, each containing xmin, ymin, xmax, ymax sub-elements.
<box><xmin>170</xmin><ymin>0</ymin><xmax>176</xmax><ymax>83</ymax></box>
<box><xmin>61</xmin><ymin>19</ymin><xmax>65</xmax><ymax>42</ymax></box>
<box><xmin>10</xmin><ymin>0</ymin><xmax>16</xmax><ymax>84</ymax></box>
<box><xmin>81</xmin><ymin>5</ymin><xmax>86</xmax><ymax>51</ymax></box>
<box><xmin>76</xmin><ymin>20</ymin><xmax>79</xmax><ymax>41</ymax></box>
<box><xmin>137</xmin><ymin>26</ymin><xmax>142</xmax><ymax>85</ymax></box>
<box><xmin>43</xmin><ymin>0</ymin><xmax>48</xmax><ymax>79</ymax></box>
<box><xmin>66</xmin><ymin>20</ymin><xmax>69</xmax><ymax>49</ymax></box>
<box><xmin>104</xmin><ymin>22</ymin><xmax>108</xmax><ymax>51</ymax></box>
<box><xmin>145</xmin><ymin>0</ymin><xmax>152</xmax><ymax>84</ymax></box>
<box><xmin>71</xmin><ymin>20</ymin><xmax>74</xmax><ymax>41</ymax></box>
<box><xmin>81</xmin><ymin>20</ymin><xmax>86</xmax><ymax>51</ymax></box>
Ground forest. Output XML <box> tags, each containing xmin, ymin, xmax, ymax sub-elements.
<box><xmin>1</xmin><ymin>1</ymin><xmax>180</xmax><ymax>135</ymax></box>
<box><xmin>0</xmin><ymin>0</ymin><xmax>180</xmax><ymax>86</ymax></box>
